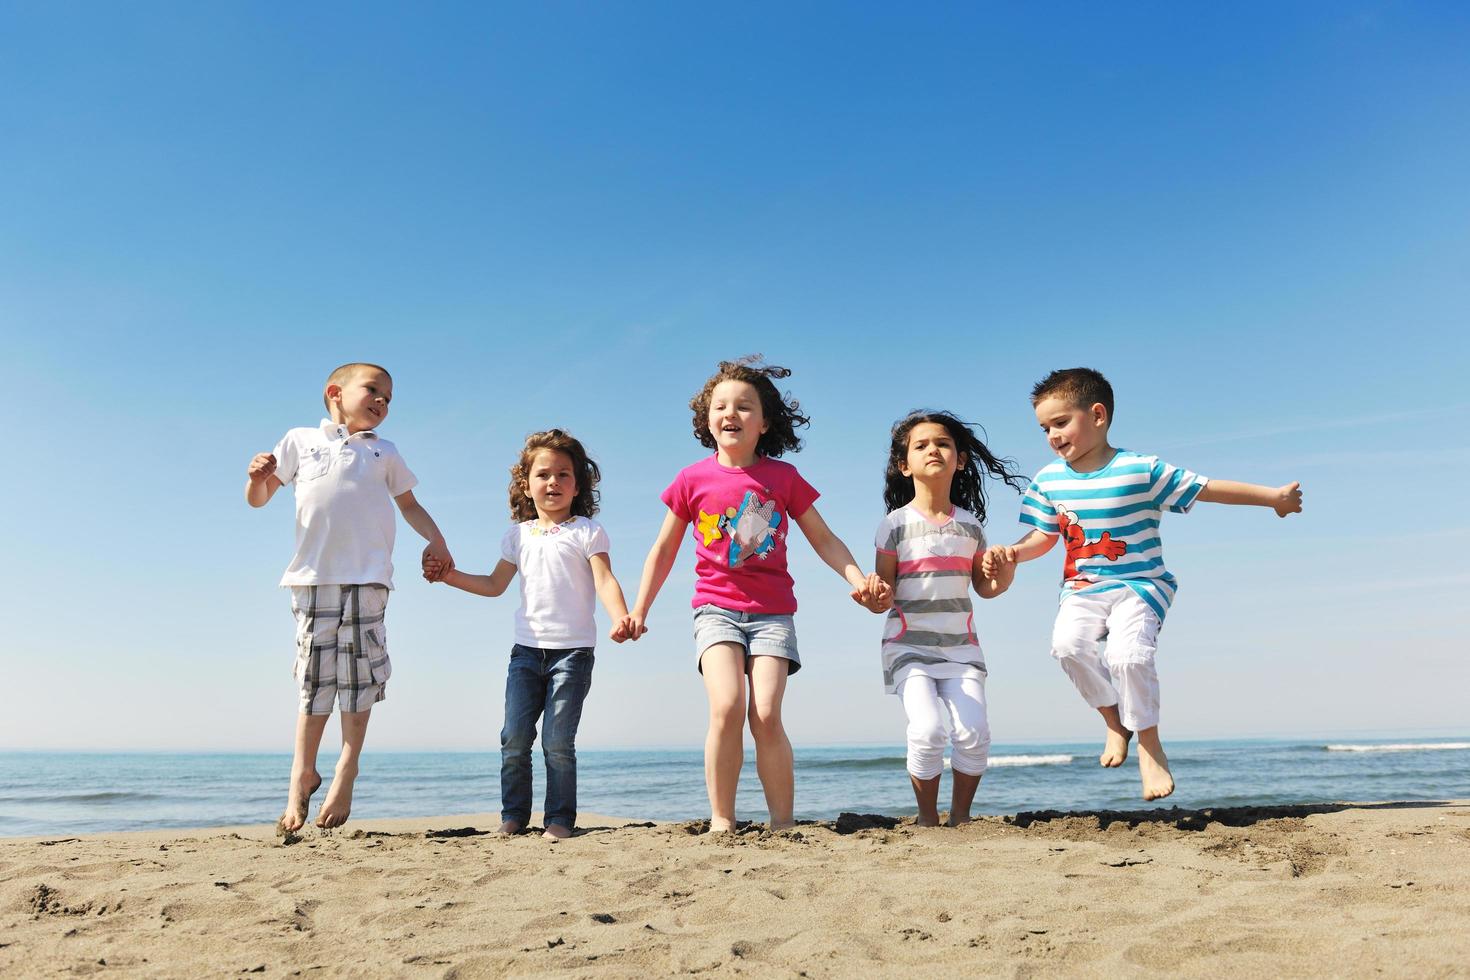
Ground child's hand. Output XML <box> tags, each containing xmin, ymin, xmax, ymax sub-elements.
<box><xmin>248</xmin><ymin>452</ymin><xmax>277</xmax><ymax>482</ymax></box>
<box><xmin>1274</xmin><ymin>481</ymin><xmax>1303</xmax><ymax>518</ymax></box>
<box><xmin>981</xmin><ymin>545</ymin><xmax>1016</xmax><ymax>579</ymax></box>
<box><xmin>850</xmin><ymin>573</ymin><xmax>891</xmax><ymax>613</ymax></box>
<box><xmin>865</xmin><ymin>574</ymin><xmax>893</xmax><ymax>613</ymax></box>
<box><xmin>421</xmin><ymin>541</ymin><xmax>454</xmax><ymax>583</ymax></box>
<box><xmin>610</xmin><ymin>614</ymin><xmax>644</xmax><ymax>643</ymax></box>
<box><xmin>618</xmin><ymin>613</ymin><xmax>649</xmax><ymax>643</ymax></box>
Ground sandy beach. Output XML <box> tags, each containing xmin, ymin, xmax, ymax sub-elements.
<box><xmin>2</xmin><ymin>801</ymin><xmax>1467</xmax><ymax>977</ymax></box>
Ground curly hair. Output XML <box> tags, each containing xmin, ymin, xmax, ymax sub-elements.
<box><xmin>882</xmin><ymin>410</ymin><xmax>1027</xmax><ymax>522</ymax></box>
<box><xmin>507</xmin><ymin>429</ymin><xmax>601</xmax><ymax>522</ymax></box>
<box><xmin>689</xmin><ymin>355</ymin><xmax>810</xmax><ymax>459</ymax></box>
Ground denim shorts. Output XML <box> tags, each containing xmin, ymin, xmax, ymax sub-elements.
<box><xmin>692</xmin><ymin>603</ymin><xmax>801</xmax><ymax>675</ymax></box>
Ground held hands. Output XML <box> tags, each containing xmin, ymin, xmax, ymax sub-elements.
<box><xmin>980</xmin><ymin>545</ymin><xmax>1016</xmax><ymax>580</ymax></box>
<box><xmin>421</xmin><ymin>544</ymin><xmax>455</xmax><ymax>583</ymax></box>
<box><xmin>1274</xmin><ymin>481</ymin><xmax>1304</xmax><ymax>518</ymax></box>
<box><xmin>248</xmin><ymin>452</ymin><xmax>277</xmax><ymax>482</ymax></box>
<box><xmin>610</xmin><ymin>614</ymin><xmax>647</xmax><ymax>644</ymax></box>
<box><xmin>849</xmin><ymin>572</ymin><xmax>893</xmax><ymax>613</ymax></box>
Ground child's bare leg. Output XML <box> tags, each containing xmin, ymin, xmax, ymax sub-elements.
<box><xmin>700</xmin><ymin>644</ymin><xmax>748</xmax><ymax>832</ymax></box>
<box><xmin>1097</xmin><ymin>704</ymin><xmax>1132</xmax><ymax>767</ymax></box>
<box><xmin>280</xmin><ymin>713</ymin><xmax>329</xmax><ymax>833</ymax></box>
<box><xmin>1134</xmin><ymin>726</ymin><xmax>1174</xmax><ymax>800</ymax></box>
<box><xmin>317</xmin><ymin>709</ymin><xmax>371</xmax><ymax>828</ymax></box>
<box><xmin>909</xmin><ymin>773</ymin><xmax>941</xmax><ymax>826</ymax></box>
<box><xmin>747</xmin><ymin>656</ymin><xmax>794</xmax><ymax>830</ymax></box>
<box><xmin>947</xmin><ymin>770</ymin><xmax>982</xmax><ymax>827</ymax></box>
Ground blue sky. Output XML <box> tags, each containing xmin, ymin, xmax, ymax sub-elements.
<box><xmin>3</xmin><ymin>3</ymin><xmax>1467</xmax><ymax>751</ymax></box>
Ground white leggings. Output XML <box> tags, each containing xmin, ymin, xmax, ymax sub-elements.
<box><xmin>1051</xmin><ymin>588</ymin><xmax>1162</xmax><ymax>732</ymax></box>
<box><xmin>898</xmin><ymin>675</ymin><xmax>990</xmax><ymax>780</ymax></box>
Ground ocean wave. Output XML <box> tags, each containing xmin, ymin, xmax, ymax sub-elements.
<box><xmin>0</xmin><ymin>791</ymin><xmax>167</xmax><ymax>804</ymax></box>
<box><xmin>986</xmin><ymin>754</ymin><xmax>1074</xmax><ymax>768</ymax></box>
<box><xmin>805</xmin><ymin>753</ymin><xmax>1078</xmax><ymax>771</ymax></box>
<box><xmin>804</xmin><ymin>757</ymin><xmax>908</xmax><ymax>771</ymax></box>
<box><xmin>1324</xmin><ymin>742</ymin><xmax>1470</xmax><ymax>753</ymax></box>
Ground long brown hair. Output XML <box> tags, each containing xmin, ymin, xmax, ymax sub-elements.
<box><xmin>507</xmin><ymin>429</ymin><xmax>601</xmax><ymax>521</ymax></box>
<box><xmin>882</xmin><ymin>410</ymin><xmax>1026</xmax><ymax>521</ymax></box>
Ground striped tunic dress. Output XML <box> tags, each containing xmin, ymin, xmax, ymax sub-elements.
<box><xmin>875</xmin><ymin>504</ymin><xmax>987</xmax><ymax>694</ymax></box>
<box><xmin>1018</xmin><ymin>449</ymin><xmax>1209</xmax><ymax>621</ymax></box>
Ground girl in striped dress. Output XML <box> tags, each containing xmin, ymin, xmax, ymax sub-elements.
<box><xmin>872</xmin><ymin>411</ymin><xmax>1027</xmax><ymax>826</ymax></box>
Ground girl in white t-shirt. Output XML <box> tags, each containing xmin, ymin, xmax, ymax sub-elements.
<box><xmin>424</xmin><ymin>430</ymin><xmax>637</xmax><ymax>839</ymax></box>
<box><xmin>870</xmin><ymin>411</ymin><xmax>1027</xmax><ymax>826</ymax></box>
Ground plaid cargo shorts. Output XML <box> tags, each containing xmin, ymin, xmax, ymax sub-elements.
<box><xmin>289</xmin><ymin>584</ymin><xmax>392</xmax><ymax>715</ymax></box>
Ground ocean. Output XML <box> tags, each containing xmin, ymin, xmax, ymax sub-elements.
<box><xmin>2</xmin><ymin>738</ymin><xmax>1467</xmax><ymax>838</ymax></box>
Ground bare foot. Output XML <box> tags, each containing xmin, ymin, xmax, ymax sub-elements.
<box><xmin>1135</xmin><ymin>728</ymin><xmax>1174</xmax><ymax>801</ymax></box>
<box><xmin>315</xmin><ymin>762</ymin><xmax>358</xmax><ymax>829</ymax></box>
<box><xmin>542</xmin><ymin>824</ymin><xmax>572</xmax><ymax>840</ymax></box>
<box><xmin>708</xmin><ymin>817</ymin><xmax>735</xmax><ymax>834</ymax></box>
<box><xmin>915</xmin><ymin>814</ymin><xmax>940</xmax><ymax>828</ymax></box>
<box><xmin>1101</xmin><ymin>728</ymin><xmax>1132</xmax><ymax>767</ymax></box>
<box><xmin>497</xmin><ymin>820</ymin><xmax>523</xmax><ymax>836</ymax></box>
<box><xmin>276</xmin><ymin>770</ymin><xmax>321</xmax><ymax>834</ymax></box>
<box><xmin>1098</xmin><ymin>706</ymin><xmax>1133</xmax><ymax>767</ymax></box>
<box><xmin>945</xmin><ymin>813</ymin><xmax>972</xmax><ymax>828</ymax></box>
<box><xmin>768</xmin><ymin>818</ymin><xmax>796</xmax><ymax>832</ymax></box>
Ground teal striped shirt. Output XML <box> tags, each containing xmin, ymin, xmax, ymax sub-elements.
<box><xmin>1018</xmin><ymin>449</ymin><xmax>1207</xmax><ymax>621</ymax></box>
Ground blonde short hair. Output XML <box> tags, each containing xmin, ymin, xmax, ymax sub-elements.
<box><xmin>322</xmin><ymin>362</ymin><xmax>391</xmax><ymax>410</ymax></box>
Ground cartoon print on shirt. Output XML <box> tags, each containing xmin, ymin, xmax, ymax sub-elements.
<box><xmin>726</xmin><ymin>493</ymin><xmax>782</xmax><ymax>567</ymax></box>
<box><xmin>1057</xmin><ymin>504</ymin><xmax>1128</xmax><ymax>586</ymax></box>
<box><xmin>696</xmin><ymin>509</ymin><xmax>723</xmax><ymax>547</ymax></box>
<box><xmin>694</xmin><ymin>490</ymin><xmax>786</xmax><ymax>568</ymax></box>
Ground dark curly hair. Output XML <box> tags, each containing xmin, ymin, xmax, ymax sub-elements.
<box><xmin>689</xmin><ymin>354</ymin><xmax>810</xmax><ymax>459</ymax></box>
<box><xmin>882</xmin><ymin>410</ymin><xmax>1027</xmax><ymax>522</ymax></box>
<box><xmin>508</xmin><ymin>429</ymin><xmax>601</xmax><ymax>522</ymax></box>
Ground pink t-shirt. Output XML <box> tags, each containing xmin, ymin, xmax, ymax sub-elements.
<box><xmin>661</xmin><ymin>455</ymin><xmax>820</xmax><ymax>614</ymax></box>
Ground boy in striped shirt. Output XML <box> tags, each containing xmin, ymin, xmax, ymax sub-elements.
<box><xmin>986</xmin><ymin>368</ymin><xmax>1302</xmax><ymax>801</ymax></box>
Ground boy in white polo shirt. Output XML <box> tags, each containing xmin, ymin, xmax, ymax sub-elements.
<box><xmin>246</xmin><ymin>362</ymin><xmax>453</xmax><ymax>833</ymax></box>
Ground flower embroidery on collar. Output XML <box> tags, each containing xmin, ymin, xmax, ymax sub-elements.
<box><xmin>528</xmin><ymin>518</ymin><xmax>577</xmax><ymax>537</ymax></box>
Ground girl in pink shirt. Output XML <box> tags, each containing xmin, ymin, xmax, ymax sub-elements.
<box><xmin>627</xmin><ymin>356</ymin><xmax>889</xmax><ymax>832</ymax></box>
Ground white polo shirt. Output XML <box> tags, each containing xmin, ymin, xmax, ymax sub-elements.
<box><xmin>272</xmin><ymin>419</ymin><xmax>418</xmax><ymax>588</ymax></box>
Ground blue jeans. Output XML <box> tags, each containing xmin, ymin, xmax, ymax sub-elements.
<box><xmin>501</xmin><ymin>644</ymin><xmax>594</xmax><ymax>829</ymax></box>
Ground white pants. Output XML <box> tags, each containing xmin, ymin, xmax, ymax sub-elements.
<box><xmin>898</xmin><ymin>675</ymin><xmax>990</xmax><ymax>779</ymax></box>
<box><xmin>1051</xmin><ymin>587</ymin><xmax>1161</xmax><ymax>732</ymax></box>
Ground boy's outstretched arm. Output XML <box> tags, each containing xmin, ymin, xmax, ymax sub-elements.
<box><xmin>627</xmin><ymin>509</ymin><xmax>689</xmax><ymax>638</ymax></box>
<box><xmin>793</xmin><ymin>505</ymin><xmax>891</xmax><ymax>609</ymax></box>
<box><xmin>1197</xmin><ymin>479</ymin><xmax>1303</xmax><ymax>517</ymax></box>
<box><xmin>980</xmin><ymin>529</ymin><xmax>1057</xmax><ymax>577</ymax></box>
<box><xmin>394</xmin><ymin>489</ymin><xmax>454</xmax><ymax>579</ymax></box>
<box><xmin>589</xmin><ymin>552</ymin><xmax>637</xmax><ymax>643</ymax></box>
<box><xmin>245</xmin><ymin>452</ymin><xmax>284</xmax><ymax>507</ymax></box>
<box><xmin>429</xmin><ymin>558</ymin><xmax>517</xmax><ymax>597</ymax></box>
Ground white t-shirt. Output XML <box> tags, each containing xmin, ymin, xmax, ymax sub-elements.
<box><xmin>272</xmin><ymin>419</ymin><xmax>418</xmax><ymax>588</ymax></box>
<box><xmin>500</xmin><ymin>516</ymin><xmax>610</xmax><ymax>649</ymax></box>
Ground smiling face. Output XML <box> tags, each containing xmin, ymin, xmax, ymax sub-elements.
<box><xmin>706</xmin><ymin>379</ymin><xmax>769</xmax><ymax>465</ymax></box>
<box><xmin>525</xmin><ymin>449</ymin><xmax>577</xmax><ymax>523</ymax></box>
<box><xmin>1034</xmin><ymin>394</ymin><xmax>1111</xmax><ymax>471</ymax></box>
<box><xmin>899</xmin><ymin>421</ymin><xmax>965</xmax><ymax>488</ymax></box>
<box><xmin>327</xmin><ymin>368</ymin><xmax>393</xmax><ymax>433</ymax></box>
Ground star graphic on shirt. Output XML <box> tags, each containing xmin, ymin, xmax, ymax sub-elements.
<box><xmin>696</xmin><ymin>509</ymin><xmax>723</xmax><ymax>547</ymax></box>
